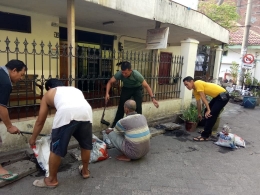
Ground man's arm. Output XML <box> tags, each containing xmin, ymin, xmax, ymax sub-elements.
<box><xmin>29</xmin><ymin>96</ymin><xmax>49</xmax><ymax>146</ymax></box>
<box><xmin>0</xmin><ymin>105</ymin><xmax>20</xmax><ymax>134</ymax></box>
<box><xmin>105</xmin><ymin>76</ymin><xmax>117</xmax><ymax>104</ymax></box>
<box><xmin>198</xmin><ymin>92</ymin><xmax>211</xmax><ymax>118</ymax></box>
<box><xmin>196</xmin><ymin>99</ymin><xmax>202</xmax><ymax>120</ymax></box>
<box><xmin>142</xmin><ymin>80</ymin><xmax>159</xmax><ymax>108</ymax></box>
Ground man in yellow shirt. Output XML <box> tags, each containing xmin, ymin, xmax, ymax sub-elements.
<box><xmin>183</xmin><ymin>76</ymin><xmax>229</xmax><ymax>141</ymax></box>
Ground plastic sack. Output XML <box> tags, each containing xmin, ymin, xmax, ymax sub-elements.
<box><xmin>90</xmin><ymin>134</ymin><xmax>109</xmax><ymax>163</ymax></box>
<box><xmin>102</xmin><ymin>129</ymin><xmax>114</xmax><ymax>149</ymax></box>
<box><xmin>233</xmin><ymin>134</ymin><xmax>246</xmax><ymax>147</ymax></box>
<box><xmin>214</xmin><ymin>132</ymin><xmax>246</xmax><ymax>149</ymax></box>
<box><xmin>215</xmin><ymin>132</ymin><xmax>236</xmax><ymax>149</ymax></box>
<box><xmin>31</xmin><ymin>136</ymin><xmax>51</xmax><ymax>177</ymax></box>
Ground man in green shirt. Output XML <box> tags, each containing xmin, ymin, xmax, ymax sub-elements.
<box><xmin>105</xmin><ymin>61</ymin><xmax>159</xmax><ymax>127</ymax></box>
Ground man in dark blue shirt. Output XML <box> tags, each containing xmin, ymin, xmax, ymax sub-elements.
<box><xmin>0</xmin><ymin>60</ymin><xmax>27</xmax><ymax>181</ymax></box>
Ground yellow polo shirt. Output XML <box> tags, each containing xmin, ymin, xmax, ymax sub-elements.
<box><xmin>193</xmin><ymin>80</ymin><xmax>226</xmax><ymax>100</ymax></box>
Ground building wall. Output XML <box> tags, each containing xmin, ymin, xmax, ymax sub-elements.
<box><xmin>0</xmin><ymin>5</ymin><xmax>60</xmax><ymax>79</ymax></box>
<box><xmin>234</xmin><ymin>0</ymin><xmax>260</xmax><ymax>35</ymax></box>
<box><xmin>220</xmin><ymin>47</ymin><xmax>260</xmax><ymax>81</ymax></box>
<box><xmin>85</xmin><ymin>0</ymin><xmax>229</xmax><ymax>44</ymax></box>
<box><xmin>170</xmin><ymin>0</ymin><xmax>199</xmax><ymax>10</ymax></box>
<box><xmin>0</xmin><ymin>4</ymin><xmax>199</xmax><ymax>153</ymax></box>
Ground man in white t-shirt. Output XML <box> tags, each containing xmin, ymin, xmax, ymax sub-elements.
<box><xmin>29</xmin><ymin>79</ymin><xmax>93</xmax><ymax>188</ymax></box>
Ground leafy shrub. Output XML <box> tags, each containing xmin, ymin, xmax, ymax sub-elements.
<box><xmin>180</xmin><ymin>103</ymin><xmax>198</xmax><ymax>122</ymax></box>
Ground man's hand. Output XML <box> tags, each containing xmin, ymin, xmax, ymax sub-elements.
<box><xmin>105</xmin><ymin>94</ymin><xmax>110</xmax><ymax>104</ymax></box>
<box><xmin>105</xmin><ymin>128</ymin><xmax>113</xmax><ymax>134</ymax></box>
<box><xmin>152</xmin><ymin>99</ymin><xmax>159</xmax><ymax>108</ymax></box>
<box><xmin>198</xmin><ymin>114</ymin><xmax>203</xmax><ymax>121</ymax></box>
<box><xmin>205</xmin><ymin>110</ymin><xmax>212</xmax><ymax>118</ymax></box>
<box><xmin>29</xmin><ymin>137</ymin><xmax>36</xmax><ymax>147</ymax></box>
<box><xmin>7</xmin><ymin>125</ymin><xmax>20</xmax><ymax>134</ymax></box>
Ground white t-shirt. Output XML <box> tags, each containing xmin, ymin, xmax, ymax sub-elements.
<box><xmin>52</xmin><ymin>86</ymin><xmax>92</xmax><ymax>129</ymax></box>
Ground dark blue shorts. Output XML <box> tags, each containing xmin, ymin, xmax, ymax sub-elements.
<box><xmin>50</xmin><ymin>120</ymin><xmax>92</xmax><ymax>157</ymax></box>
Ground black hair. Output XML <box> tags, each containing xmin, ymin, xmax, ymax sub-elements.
<box><xmin>45</xmin><ymin>78</ymin><xmax>64</xmax><ymax>91</ymax></box>
<box><xmin>182</xmin><ymin>76</ymin><xmax>194</xmax><ymax>82</ymax></box>
<box><xmin>5</xmin><ymin>59</ymin><xmax>27</xmax><ymax>72</ymax></box>
<box><xmin>119</xmin><ymin>61</ymin><xmax>131</xmax><ymax>71</ymax></box>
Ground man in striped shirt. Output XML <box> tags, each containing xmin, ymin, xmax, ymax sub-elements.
<box><xmin>105</xmin><ymin>100</ymin><xmax>150</xmax><ymax>161</ymax></box>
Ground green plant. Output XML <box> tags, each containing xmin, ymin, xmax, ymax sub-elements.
<box><xmin>180</xmin><ymin>103</ymin><xmax>198</xmax><ymax>122</ymax></box>
<box><xmin>198</xmin><ymin>0</ymin><xmax>240</xmax><ymax>31</ymax></box>
<box><xmin>230</xmin><ymin>90</ymin><xmax>240</xmax><ymax>97</ymax></box>
<box><xmin>229</xmin><ymin>61</ymin><xmax>239</xmax><ymax>84</ymax></box>
<box><xmin>252</xmin><ymin>77</ymin><xmax>258</xmax><ymax>86</ymax></box>
<box><xmin>244</xmin><ymin>72</ymin><xmax>252</xmax><ymax>86</ymax></box>
<box><xmin>252</xmin><ymin>88</ymin><xmax>260</xmax><ymax>97</ymax></box>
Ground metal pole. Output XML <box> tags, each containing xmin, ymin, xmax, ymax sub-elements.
<box><xmin>239</xmin><ymin>0</ymin><xmax>253</xmax><ymax>86</ymax></box>
<box><xmin>67</xmin><ymin>0</ymin><xmax>76</xmax><ymax>86</ymax></box>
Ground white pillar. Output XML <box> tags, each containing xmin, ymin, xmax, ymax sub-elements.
<box><xmin>213</xmin><ymin>46</ymin><xmax>223</xmax><ymax>84</ymax></box>
<box><xmin>180</xmin><ymin>38</ymin><xmax>199</xmax><ymax>106</ymax></box>
<box><xmin>67</xmin><ymin>0</ymin><xmax>75</xmax><ymax>86</ymax></box>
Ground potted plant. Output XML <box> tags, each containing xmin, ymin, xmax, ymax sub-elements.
<box><xmin>180</xmin><ymin>103</ymin><xmax>198</xmax><ymax>132</ymax></box>
<box><xmin>244</xmin><ymin>72</ymin><xmax>252</xmax><ymax>89</ymax></box>
<box><xmin>229</xmin><ymin>61</ymin><xmax>239</xmax><ymax>84</ymax></box>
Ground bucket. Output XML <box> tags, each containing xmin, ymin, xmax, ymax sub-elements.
<box><xmin>243</xmin><ymin>96</ymin><xmax>257</xmax><ymax>109</ymax></box>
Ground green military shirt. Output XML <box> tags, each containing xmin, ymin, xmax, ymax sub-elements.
<box><xmin>114</xmin><ymin>70</ymin><xmax>144</xmax><ymax>88</ymax></box>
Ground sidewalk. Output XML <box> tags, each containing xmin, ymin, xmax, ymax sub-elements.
<box><xmin>1</xmin><ymin>102</ymin><xmax>260</xmax><ymax>195</ymax></box>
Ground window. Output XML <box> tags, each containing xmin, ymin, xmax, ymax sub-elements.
<box><xmin>0</xmin><ymin>11</ymin><xmax>31</xmax><ymax>33</ymax></box>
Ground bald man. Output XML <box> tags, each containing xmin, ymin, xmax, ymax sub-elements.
<box><xmin>105</xmin><ymin>100</ymin><xmax>150</xmax><ymax>161</ymax></box>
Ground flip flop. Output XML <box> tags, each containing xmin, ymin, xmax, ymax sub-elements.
<box><xmin>78</xmin><ymin>165</ymin><xmax>90</xmax><ymax>179</ymax></box>
<box><xmin>0</xmin><ymin>171</ymin><xmax>18</xmax><ymax>181</ymax></box>
<box><xmin>33</xmin><ymin>178</ymin><xmax>57</xmax><ymax>188</ymax></box>
<box><xmin>193</xmin><ymin>136</ymin><xmax>209</xmax><ymax>142</ymax></box>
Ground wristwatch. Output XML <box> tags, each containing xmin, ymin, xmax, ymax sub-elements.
<box><xmin>151</xmin><ymin>96</ymin><xmax>155</xmax><ymax>100</ymax></box>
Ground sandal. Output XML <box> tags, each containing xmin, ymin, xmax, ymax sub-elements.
<box><xmin>0</xmin><ymin>171</ymin><xmax>18</xmax><ymax>181</ymax></box>
<box><xmin>193</xmin><ymin>136</ymin><xmax>209</xmax><ymax>142</ymax></box>
<box><xmin>78</xmin><ymin>165</ymin><xmax>90</xmax><ymax>179</ymax></box>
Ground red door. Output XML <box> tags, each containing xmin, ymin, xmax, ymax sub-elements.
<box><xmin>158</xmin><ymin>52</ymin><xmax>172</xmax><ymax>84</ymax></box>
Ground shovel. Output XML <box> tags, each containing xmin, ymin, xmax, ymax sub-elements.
<box><xmin>20</xmin><ymin>131</ymin><xmax>47</xmax><ymax>144</ymax></box>
<box><xmin>20</xmin><ymin>131</ymin><xmax>47</xmax><ymax>137</ymax></box>
<box><xmin>100</xmin><ymin>102</ymin><xmax>110</xmax><ymax>126</ymax></box>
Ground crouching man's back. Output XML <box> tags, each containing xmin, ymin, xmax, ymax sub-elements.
<box><xmin>106</xmin><ymin>99</ymin><xmax>150</xmax><ymax>161</ymax></box>
<box><xmin>116</xmin><ymin>113</ymin><xmax>150</xmax><ymax>160</ymax></box>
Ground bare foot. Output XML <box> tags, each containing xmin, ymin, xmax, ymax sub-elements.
<box><xmin>116</xmin><ymin>155</ymin><xmax>131</xmax><ymax>162</ymax></box>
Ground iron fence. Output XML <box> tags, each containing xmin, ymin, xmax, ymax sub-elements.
<box><xmin>0</xmin><ymin>37</ymin><xmax>183</xmax><ymax>119</ymax></box>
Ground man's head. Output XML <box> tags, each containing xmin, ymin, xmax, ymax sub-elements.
<box><xmin>120</xmin><ymin>61</ymin><xmax>132</xmax><ymax>78</ymax></box>
<box><xmin>45</xmin><ymin>78</ymin><xmax>64</xmax><ymax>91</ymax></box>
<box><xmin>124</xmin><ymin>100</ymin><xmax>136</xmax><ymax>114</ymax></box>
<box><xmin>5</xmin><ymin>60</ymin><xmax>27</xmax><ymax>83</ymax></box>
<box><xmin>183</xmin><ymin>76</ymin><xmax>195</xmax><ymax>90</ymax></box>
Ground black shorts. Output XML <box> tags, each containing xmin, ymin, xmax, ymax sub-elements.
<box><xmin>50</xmin><ymin>120</ymin><xmax>92</xmax><ymax>157</ymax></box>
